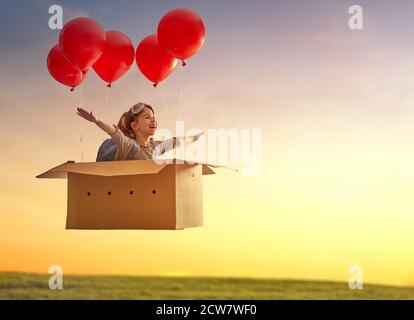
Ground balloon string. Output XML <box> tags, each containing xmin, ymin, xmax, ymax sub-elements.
<box><xmin>79</xmin><ymin>72</ymin><xmax>84</xmax><ymax>162</ymax></box>
<box><xmin>177</xmin><ymin>64</ymin><xmax>184</xmax><ymax>121</ymax></box>
<box><xmin>79</xmin><ymin>72</ymin><xmax>83</xmax><ymax>107</ymax></box>
<box><xmin>179</xmin><ymin>90</ymin><xmax>183</xmax><ymax>120</ymax></box>
<box><xmin>162</xmin><ymin>98</ymin><xmax>168</xmax><ymax>117</ymax></box>
<box><xmin>178</xmin><ymin>66</ymin><xmax>185</xmax><ymax>159</ymax></box>
<box><xmin>104</xmin><ymin>85</ymin><xmax>111</xmax><ymax>137</ymax></box>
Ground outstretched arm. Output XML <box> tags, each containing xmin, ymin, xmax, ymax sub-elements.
<box><xmin>155</xmin><ymin>131</ymin><xmax>205</xmax><ymax>156</ymax></box>
<box><xmin>181</xmin><ymin>131</ymin><xmax>205</xmax><ymax>145</ymax></box>
<box><xmin>76</xmin><ymin>107</ymin><xmax>117</xmax><ymax>136</ymax></box>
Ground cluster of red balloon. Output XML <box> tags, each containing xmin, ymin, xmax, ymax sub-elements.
<box><xmin>47</xmin><ymin>17</ymin><xmax>134</xmax><ymax>90</ymax></box>
<box><xmin>136</xmin><ymin>8</ymin><xmax>205</xmax><ymax>87</ymax></box>
<box><xmin>47</xmin><ymin>8</ymin><xmax>205</xmax><ymax>90</ymax></box>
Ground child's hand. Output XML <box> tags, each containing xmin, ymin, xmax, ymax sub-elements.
<box><xmin>77</xmin><ymin>107</ymin><xmax>99</xmax><ymax>123</ymax></box>
<box><xmin>192</xmin><ymin>131</ymin><xmax>205</xmax><ymax>142</ymax></box>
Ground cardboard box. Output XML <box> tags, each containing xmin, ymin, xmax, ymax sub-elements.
<box><xmin>36</xmin><ymin>159</ymin><xmax>218</xmax><ymax>230</ymax></box>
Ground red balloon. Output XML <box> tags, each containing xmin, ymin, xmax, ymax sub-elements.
<box><xmin>47</xmin><ymin>44</ymin><xmax>88</xmax><ymax>89</ymax></box>
<box><xmin>136</xmin><ymin>34</ymin><xmax>177</xmax><ymax>86</ymax></box>
<box><xmin>93</xmin><ymin>31</ymin><xmax>135</xmax><ymax>86</ymax></box>
<box><xmin>59</xmin><ymin>17</ymin><xmax>106</xmax><ymax>71</ymax></box>
<box><xmin>157</xmin><ymin>8</ymin><xmax>205</xmax><ymax>61</ymax></box>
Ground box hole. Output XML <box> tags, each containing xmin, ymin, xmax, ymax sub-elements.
<box><xmin>129</xmin><ymin>191</ymin><xmax>134</xmax><ymax>195</ymax></box>
<box><xmin>152</xmin><ymin>190</ymin><xmax>156</xmax><ymax>194</ymax></box>
<box><xmin>87</xmin><ymin>192</ymin><xmax>91</xmax><ymax>196</ymax></box>
<box><xmin>108</xmin><ymin>191</ymin><xmax>111</xmax><ymax>195</ymax></box>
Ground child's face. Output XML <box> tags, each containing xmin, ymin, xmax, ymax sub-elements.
<box><xmin>131</xmin><ymin>107</ymin><xmax>157</xmax><ymax>136</ymax></box>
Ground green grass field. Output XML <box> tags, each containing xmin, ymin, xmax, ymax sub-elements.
<box><xmin>0</xmin><ymin>272</ymin><xmax>413</xmax><ymax>300</ymax></box>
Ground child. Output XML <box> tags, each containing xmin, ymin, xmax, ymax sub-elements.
<box><xmin>77</xmin><ymin>102</ymin><xmax>203</xmax><ymax>160</ymax></box>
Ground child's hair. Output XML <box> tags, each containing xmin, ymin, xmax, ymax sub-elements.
<box><xmin>117</xmin><ymin>102</ymin><xmax>155</xmax><ymax>138</ymax></box>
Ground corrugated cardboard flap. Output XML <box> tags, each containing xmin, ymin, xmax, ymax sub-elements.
<box><xmin>159</xmin><ymin>158</ymin><xmax>218</xmax><ymax>175</ymax></box>
<box><xmin>36</xmin><ymin>160</ymin><xmax>169</xmax><ymax>178</ymax></box>
<box><xmin>36</xmin><ymin>158</ymin><xmax>237</xmax><ymax>179</ymax></box>
<box><xmin>160</xmin><ymin>158</ymin><xmax>239</xmax><ymax>175</ymax></box>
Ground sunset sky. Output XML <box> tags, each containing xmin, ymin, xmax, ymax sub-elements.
<box><xmin>1</xmin><ymin>0</ymin><xmax>414</xmax><ymax>287</ymax></box>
